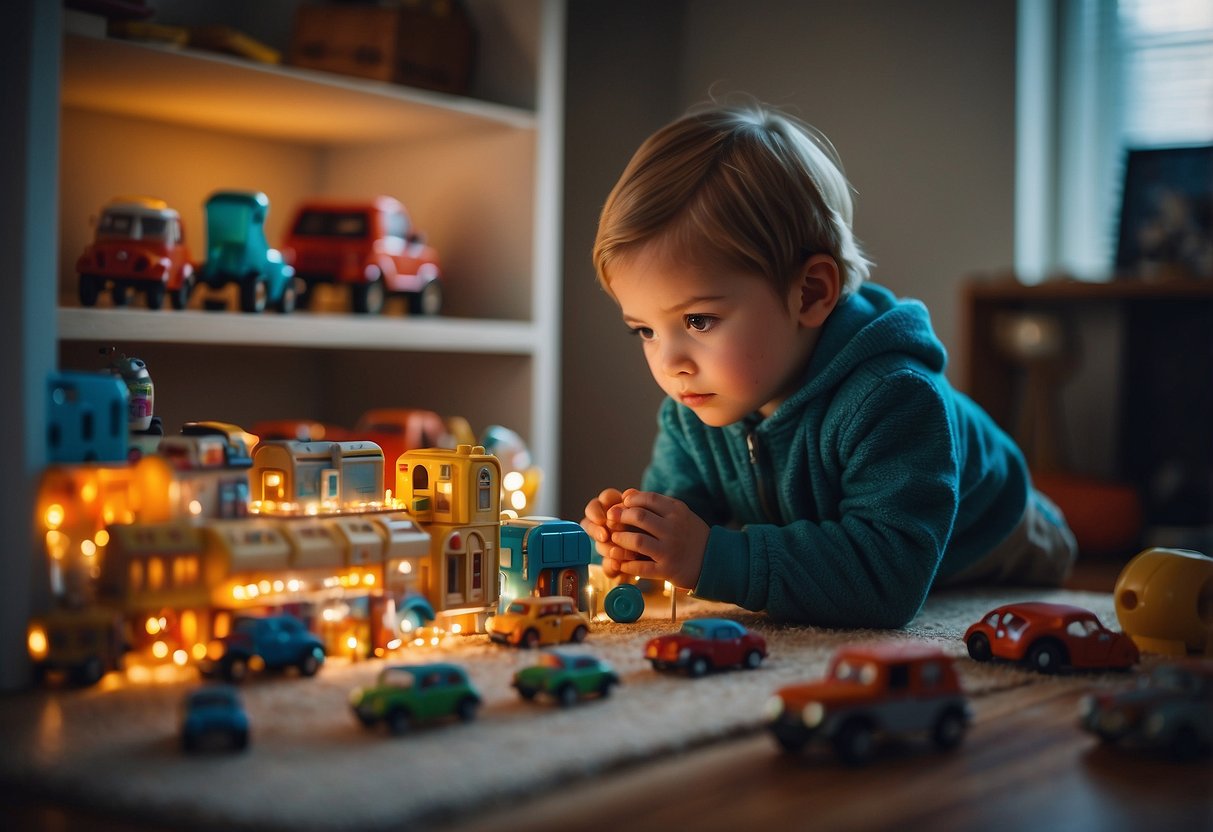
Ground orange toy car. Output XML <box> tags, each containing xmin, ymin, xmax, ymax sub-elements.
<box><xmin>356</xmin><ymin>408</ymin><xmax>453</xmax><ymax>474</ymax></box>
<box><xmin>76</xmin><ymin>196</ymin><xmax>195</xmax><ymax>310</ymax></box>
<box><xmin>282</xmin><ymin>195</ymin><xmax>443</xmax><ymax>315</ymax></box>
<box><xmin>766</xmin><ymin>642</ymin><xmax>971</xmax><ymax>765</ymax></box>
<box><xmin>965</xmin><ymin>601</ymin><xmax>1139</xmax><ymax>673</ymax></box>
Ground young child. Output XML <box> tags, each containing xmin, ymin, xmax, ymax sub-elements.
<box><xmin>581</xmin><ymin>101</ymin><xmax>1077</xmax><ymax>628</ymax></box>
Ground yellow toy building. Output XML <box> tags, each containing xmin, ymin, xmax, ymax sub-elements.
<box><xmin>394</xmin><ymin>445</ymin><xmax>502</xmax><ymax>632</ymax></box>
<box><xmin>252</xmin><ymin>439</ymin><xmax>386</xmax><ymax>508</ymax></box>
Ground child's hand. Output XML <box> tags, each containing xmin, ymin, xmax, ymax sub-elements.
<box><xmin>606</xmin><ymin>490</ymin><xmax>708</xmax><ymax>590</ymax></box>
<box><xmin>580</xmin><ymin>487</ymin><xmax>632</xmax><ymax>578</ymax></box>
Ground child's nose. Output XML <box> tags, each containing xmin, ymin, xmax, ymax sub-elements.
<box><xmin>658</xmin><ymin>342</ymin><xmax>694</xmax><ymax>376</ymax></box>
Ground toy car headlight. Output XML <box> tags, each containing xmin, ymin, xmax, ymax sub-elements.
<box><xmin>27</xmin><ymin>625</ymin><xmax>48</xmax><ymax>661</ymax></box>
<box><xmin>801</xmin><ymin>701</ymin><xmax>825</xmax><ymax>728</ymax></box>
<box><xmin>1077</xmin><ymin>694</ymin><xmax>1095</xmax><ymax>719</ymax></box>
<box><xmin>763</xmin><ymin>695</ymin><xmax>786</xmax><ymax>721</ymax></box>
<box><xmin>678</xmin><ymin>647</ymin><xmax>691</xmax><ymax>661</ymax></box>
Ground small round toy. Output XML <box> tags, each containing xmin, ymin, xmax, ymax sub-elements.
<box><xmin>1114</xmin><ymin>547</ymin><xmax>1213</xmax><ymax>657</ymax></box>
<box><xmin>604</xmin><ymin>583</ymin><xmax>645</xmax><ymax>623</ymax></box>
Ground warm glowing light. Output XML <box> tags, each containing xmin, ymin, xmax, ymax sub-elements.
<box><xmin>363</xmin><ymin>574</ymin><xmax>375</xmax><ymax>586</ymax></box>
<box><xmin>146</xmin><ymin>617</ymin><xmax>161</xmax><ymax>635</ymax></box>
<box><xmin>346</xmin><ymin>635</ymin><xmax>358</xmax><ymax>650</ymax></box>
<box><xmin>246</xmin><ymin>584</ymin><xmax>260</xmax><ymax>598</ymax></box>
<box><xmin>664</xmin><ymin>581</ymin><xmax>674</xmax><ymax>593</ymax></box>
<box><xmin>191</xmin><ymin>643</ymin><xmax>207</xmax><ymax>661</ymax></box>
<box><xmin>273</xmin><ymin>580</ymin><xmax>284</xmax><ymax>592</ymax></box>
<box><xmin>265</xmin><ymin>472</ymin><xmax>282</xmax><ymax>487</ymax></box>
<box><xmin>94</xmin><ymin>529</ymin><xmax>110</xmax><ymax>547</ymax></box>
<box><xmin>44</xmin><ymin>504</ymin><xmax>65</xmax><ymax>530</ymax></box>
<box><xmin>27</xmin><ymin>627</ymin><xmax>48</xmax><ymax>659</ymax></box>
<box><xmin>500</xmin><ymin>509</ymin><xmax>519</xmax><ymax>520</ymax></box>
<box><xmin>45</xmin><ymin>530</ymin><xmax>69</xmax><ymax>560</ymax></box>
<box><xmin>430</xmin><ymin>636</ymin><xmax>440</xmax><ymax>646</ymax></box>
<box><xmin>451</xmin><ymin>623</ymin><xmax>463</xmax><ymax>634</ymax></box>
<box><xmin>188</xmin><ymin>500</ymin><xmax>203</xmax><ymax>516</ymax></box>
<box><xmin>287</xmin><ymin>579</ymin><xmax>302</xmax><ymax>592</ymax></box>
<box><xmin>233</xmin><ymin>585</ymin><xmax>246</xmax><ymax>601</ymax></box>
<box><xmin>152</xmin><ymin>640</ymin><xmax>169</xmax><ymax>659</ymax></box>
<box><xmin>80</xmin><ymin>540</ymin><xmax>97</xmax><ymax>558</ymax></box>
<box><xmin>414</xmin><ymin>637</ymin><xmax>425</xmax><ymax>647</ymax></box>
<box><xmin>80</xmin><ymin>481</ymin><xmax>98</xmax><ymax>503</ymax></box>
<box><xmin>173</xmin><ymin>649</ymin><xmax>188</xmax><ymax>666</ymax></box>
<box><xmin>387</xmin><ymin>638</ymin><xmax>401</xmax><ymax>650</ymax></box>
<box><xmin>510</xmin><ymin>491</ymin><xmax>527</xmax><ymax>510</ymax></box>
<box><xmin>258</xmin><ymin>580</ymin><xmax>271</xmax><ymax>594</ymax></box>
<box><xmin>323</xmin><ymin>608</ymin><xmax>340</xmax><ymax>622</ymax></box>
<box><xmin>399</xmin><ymin>618</ymin><xmax>415</xmax><ymax>633</ymax></box>
<box><xmin>398</xmin><ymin>561</ymin><xmax>413</xmax><ymax>575</ymax></box>
<box><xmin>503</xmin><ymin>471</ymin><xmax>525</xmax><ymax>491</ymax></box>
<box><xmin>102</xmin><ymin>506</ymin><xmax>116</xmax><ymax>525</ymax></box>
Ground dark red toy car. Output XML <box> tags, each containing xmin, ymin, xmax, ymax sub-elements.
<box><xmin>964</xmin><ymin>601</ymin><xmax>1139</xmax><ymax>674</ymax></box>
<box><xmin>645</xmin><ymin>617</ymin><xmax>767</xmax><ymax>677</ymax></box>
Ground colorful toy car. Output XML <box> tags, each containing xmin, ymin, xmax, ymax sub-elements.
<box><xmin>350</xmin><ymin>662</ymin><xmax>481</xmax><ymax>734</ymax></box>
<box><xmin>355</xmin><ymin>408</ymin><xmax>453</xmax><ymax>474</ymax></box>
<box><xmin>488</xmin><ymin>595</ymin><xmax>590</xmax><ymax>648</ymax></box>
<box><xmin>199</xmin><ymin>613</ymin><xmax>325</xmax><ymax>682</ymax></box>
<box><xmin>181</xmin><ymin>684</ymin><xmax>250</xmax><ymax>752</ymax></box>
<box><xmin>964</xmin><ymin>601</ymin><xmax>1140</xmax><ymax>674</ymax></box>
<box><xmin>512</xmin><ymin>648</ymin><xmax>620</xmax><ymax>706</ymax></box>
<box><xmin>644</xmin><ymin>617</ymin><xmax>767</xmax><ymax>677</ymax></box>
<box><xmin>196</xmin><ymin>190</ymin><xmax>296</xmax><ymax>313</ymax></box>
<box><xmin>282</xmin><ymin>195</ymin><xmax>443</xmax><ymax>315</ymax></box>
<box><xmin>1078</xmin><ymin>660</ymin><xmax>1213</xmax><ymax>760</ymax></box>
<box><xmin>76</xmin><ymin>196</ymin><xmax>195</xmax><ymax>310</ymax></box>
<box><xmin>766</xmin><ymin>642</ymin><xmax>971</xmax><ymax>766</ymax></box>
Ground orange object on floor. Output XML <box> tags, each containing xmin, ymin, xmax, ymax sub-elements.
<box><xmin>1032</xmin><ymin>470</ymin><xmax>1143</xmax><ymax>557</ymax></box>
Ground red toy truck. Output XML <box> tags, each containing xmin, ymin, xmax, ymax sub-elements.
<box><xmin>76</xmin><ymin>196</ymin><xmax>195</xmax><ymax>310</ymax></box>
<box><xmin>282</xmin><ymin>195</ymin><xmax>443</xmax><ymax>315</ymax></box>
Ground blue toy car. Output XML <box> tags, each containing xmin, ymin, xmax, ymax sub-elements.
<box><xmin>181</xmin><ymin>684</ymin><xmax>249</xmax><ymax>752</ymax></box>
<box><xmin>197</xmin><ymin>190</ymin><xmax>296</xmax><ymax>313</ymax></box>
<box><xmin>200</xmin><ymin>614</ymin><xmax>326</xmax><ymax>682</ymax></box>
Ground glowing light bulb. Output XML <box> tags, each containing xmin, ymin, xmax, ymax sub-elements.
<box><xmin>44</xmin><ymin>504</ymin><xmax>65</xmax><ymax>530</ymax></box>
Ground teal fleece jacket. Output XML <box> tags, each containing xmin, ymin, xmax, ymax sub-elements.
<box><xmin>641</xmin><ymin>283</ymin><xmax>1028</xmax><ymax>628</ymax></box>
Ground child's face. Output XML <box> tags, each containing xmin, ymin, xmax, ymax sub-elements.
<box><xmin>608</xmin><ymin>246</ymin><xmax>820</xmax><ymax>427</ymax></box>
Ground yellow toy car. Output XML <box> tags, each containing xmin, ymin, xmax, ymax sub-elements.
<box><xmin>488</xmin><ymin>595</ymin><xmax>590</xmax><ymax>649</ymax></box>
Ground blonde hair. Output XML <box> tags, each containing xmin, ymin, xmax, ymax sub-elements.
<box><xmin>593</xmin><ymin>101</ymin><xmax>871</xmax><ymax>297</ymax></box>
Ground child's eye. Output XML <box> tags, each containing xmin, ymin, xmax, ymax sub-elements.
<box><xmin>685</xmin><ymin>314</ymin><xmax>717</xmax><ymax>333</ymax></box>
<box><xmin>628</xmin><ymin>325</ymin><xmax>655</xmax><ymax>341</ymax></box>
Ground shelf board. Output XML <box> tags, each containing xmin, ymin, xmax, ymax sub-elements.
<box><xmin>61</xmin><ymin>33</ymin><xmax>537</xmax><ymax>144</ymax></box>
<box><xmin>58</xmin><ymin>307</ymin><xmax>538</xmax><ymax>355</ymax></box>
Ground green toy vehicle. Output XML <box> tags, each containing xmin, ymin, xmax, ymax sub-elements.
<box><xmin>197</xmin><ymin>190</ymin><xmax>297</xmax><ymax>313</ymax></box>
<box><xmin>350</xmin><ymin>662</ymin><xmax>481</xmax><ymax>735</ymax></box>
<box><xmin>512</xmin><ymin>648</ymin><xmax>620</xmax><ymax>707</ymax></box>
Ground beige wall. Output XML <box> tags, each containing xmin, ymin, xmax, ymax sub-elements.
<box><xmin>559</xmin><ymin>0</ymin><xmax>1018</xmax><ymax>519</ymax></box>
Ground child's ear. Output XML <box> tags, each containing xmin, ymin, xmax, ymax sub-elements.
<box><xmin>794</xmin><ymin>254</ymin><xmax>841</xmax><ymax>327</ymax></box>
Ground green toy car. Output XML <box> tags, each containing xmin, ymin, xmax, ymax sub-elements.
<box><xmin>512</xmin><ymin>648</ymin><xmax>620</xmax><ymax>707</ymax></box>
<box><xmin>197</xmin><ymin>190</ymin><xmax>297</xmax><ymax>313</ymax></box>
<box><xmin>350</xmin><ymin>662</ymin><xmax>481</xmax><ymax>735</ymax></box>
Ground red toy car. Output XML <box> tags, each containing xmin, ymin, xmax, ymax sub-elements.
<box><xmin>282</xmin><ymin>195</ymin><xmax>443</xmax><ymax>315</ymax></box>
<box><xmin>965</xmin><ymin>601</ymin><xmax>1139</xmax><ymax>674</ymax></box>
<box><xmin>766</xmin><ymin>642</ymin><xmax>971</xmax><ymax>765</ymax></box>
<box><xmin>76</xmin><ymin>196</ymin><xmax>195</xmax><ymax>310</ymax></box>
<box><xmin>644</xmin><ymin>617</ymin><xmax>767</xmax><ymax>677</ymax></box>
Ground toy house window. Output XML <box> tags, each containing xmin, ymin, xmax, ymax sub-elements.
<box><xmin>472</xmin><ymin>549</ymin><xmax>482</xmax><ymax>591</ymax></box>
<box><xmin>322</xmin><ymin>468</ymin><xmax>340</xmax><ymax>500</ymax></box>
<box><xmin>440</xmin><ymin>464</ymin><xmax>451</xmax><ymax>479</ymax></box>
<box><xmin>436</xmin><ymin>480</ymin><xmax>451</xmax><ymax>512</ymax></box>
<box><xmin>919</xmin><ymin>662</ymin><xmax>942</xmax><ymax>690</ymax></box>
<box><xmin>129</xmin><ymin>560</ymin><xmax>143</xmax><ymax>592</ymax></box>
<box><xmin>147</xmin><ymin>556</ymin><xmax>165</xmax><ymax>591</ymax></box>
<box><xmin>478</xmin><ymin>468</ymin><xmax>492</xmax><ymax>510</ymax></box>
<box><xmin>446</xmin><ymin>553</ymin><xmax>463</xmax><ymax>601</ymax></box>
<box><xmin>110</xmin><ymin>399</ymin><xmax>122</xmax><ymax>437</ymax></box>
<box><xmin>888</xmin><ymin>663</ymin><xmax>911</xmax><ymax>692</ymax></box>
<box><xmin>412</xmin><ymin>465</ymin><xmax>429</xmax><ymax>490</ymax></box>
<box><xmin>81</xmin><ymin>410</ymin><xmax>94</xmax><ymax>441</ymax></box>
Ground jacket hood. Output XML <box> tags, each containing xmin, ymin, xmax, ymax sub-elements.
<box><xmin>741</xmin><ymin>283</ymin><xmax>948</xmax><ymax>434</ymax></box>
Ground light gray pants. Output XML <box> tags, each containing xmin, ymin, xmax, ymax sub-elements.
<box><xmin>940</xmin><ymin>489</ymin><xmax>1078</xmax><ymax>587</ymax></box>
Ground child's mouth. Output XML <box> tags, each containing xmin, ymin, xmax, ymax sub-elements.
<box><xmin>679</xmin><ymin>392</ymin><xmax>714</xmax><ymax>407</ymax></box>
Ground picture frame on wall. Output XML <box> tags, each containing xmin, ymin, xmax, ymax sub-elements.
<box><xmin>1113</xmin><ymin>144</ymin><xmax>1213</xmax><ymax>281</ymax></box>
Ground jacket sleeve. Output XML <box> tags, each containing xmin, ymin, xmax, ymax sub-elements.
<box><xmin>693</xmin><ymin>369</ymin><xmax>960</xmax><ymax>629</ymax></box>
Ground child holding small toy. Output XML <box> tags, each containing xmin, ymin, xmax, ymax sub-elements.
<box><xmin>580</xmin><ymin>100</ymin><xmax>1077</xmax><ymax>628</ymax></box>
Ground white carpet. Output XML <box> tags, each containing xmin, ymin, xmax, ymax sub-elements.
<box><xmin>0</xmin><ymin>588</ymin><xmax>1135</xmax><ymax>831</ymax></box>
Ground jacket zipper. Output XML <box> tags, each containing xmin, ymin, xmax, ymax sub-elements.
<box><xmin>746</xmin><ymin>430</ymin><xmax>778</xmax><ymax>524</ymax></box>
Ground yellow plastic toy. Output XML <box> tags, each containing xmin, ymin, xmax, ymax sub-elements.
<box><xmin>1114</xmin><ymin>547</ymin><xmax>1213</xmax><ymax>656</ymax></box>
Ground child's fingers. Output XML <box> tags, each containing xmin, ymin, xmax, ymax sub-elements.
<box><xmin>618</xmin><ymin>558</ymin><xmax>664</xmax><ymax>580</ymax></box>
<box><xmin>609</xmin><ymin>530</ymin><xmax>663</xmax><ymax>561</ymax></box>
<box><xmin>621</xmin><ymin>490</ymin><xmax>680</xmax><ymax>514</ymax></box>
<box><xmin>600</xmin><ymin>556</ymin><xmax>622</xmax><ymax>578</ymax></box>
<box><xmin>579</xmin><ymin>518</ymin><xmax>610</xmax><ymax>544</ymax></box>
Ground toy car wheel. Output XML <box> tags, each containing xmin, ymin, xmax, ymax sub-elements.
<box><xmin>297</xmin><ymin>650</ymin><xmax>322</xmax><ymax>677</ymax></box>
<box><xmin>145</xmin><ymin>283</ymin><xmax>166</xmax><ymax>310</ymax></box>
<box><xmin>744</xmin><ymin>650</ymin><xmax>764</xmax><ymax>670</ymax></box>
<box><xmin>571</xmin><ymin>625</ymin><xmax>589</xmax><ymax>644</ymax></box>
<box><xmin>295</xmin><ymin>280</ymin><xmax>314</xmax><ymax>310</ymax></box>
<box><xmin>773</xmin><ymin>730</ymin><xmax>809</xmax><ymax>755</ymax></box>
<box><xmin>111</xmin><ymin>284</ymin><xmax>130</xmax><ymax>306</ymax></box>
<box><xmin>78</xmin><ymin>275</ymin><xmax>101</xmax><ymax>307</ymax></box>
<box><xmin>232</xmin><ymin>730</ymin><xmax>249</xmax><ymax>752</ymax></box>
<box><xmin>932</xmin><ymin>707</ymin><xmax>967</xmax><ymax>750</ymax></box>
<box><xmin>408</xmin><ymin>280</ymin><xmax>442</xmax><ymax>316</ymax></box>
<box><xmin>1026</xmin><ymin>639</ymin><xmax>1066</xmax><ymax>674</ymax></box>
<box><xmin>557</xmin><ymin>684</ymin><xmax>578</xmax><ymax>708</ymax></box>
<box><xmin>689</xmin><ymin>656</ymin><xmax>710</xmax><ymax>678</ymax></box>
<box><xmin>170</xmin><ymin>277</ymin><xmax>192</xmax><ymax>310</ymax></box>
<box><xmin>456</xmin><ymin>697</ymin><xmax>479</xmax><ymax>722</ymax></box>
<box><xmin>223</xmin><ymin>656</ymin><xmax>249</xmax><ymax>683</ymax></box>
<box><xmin>70</xmin><ymin>656</ymin><xmax>104</xmax><ymax>687</ymax></box>
<box><xmin>387</xmin><ymin>709</ymin><xmax>411</xmax><ymax>735</ymax></box>
<box><xmin>604</xmin><ymin>583</ymin><xmax>645</xmax><ymax>623</ymax></box>
<box><xmin>353</xmin><ymin>279</ymin><xmax>386</xmax><ymax>315</ymax></box>
<box><xmin>182</xmin><ymin>733</ymin><xmax>198</xmax><ymax>753</ymax></box>
<box><xmin>521</xmin><ymin>629</ymin><xmax>541</xmax><ymax>649</ymax></box>
<box><xmin>966</xmin><ymin>633</ymin><xmax>993</xmax><ymax>662</ymax></box>
<box><xmin>833</xmin><ymin>719</ymin><xmax>876</xmax><ymax>766</ymax></box>
<box><xmin>517</xmin><ymin>686</ymin><xmax>537</xmax><ymax>701</ymax></box>
<box><xmin>356</xmin><ymin>711</ymin><xmax>378</xmax><ymax>729</ymax></box>
<box><xmin>276</xmin><ymin>282</ymin><xmax>296</xmax><ymax>314</ymax></box>
<box><xmin>598</xmin><ymin>679</ymin><xmax>615</xmax><ymax>698</ymax></box>
<box><xmin>241</xmin><ymin>278</ymin><xmax>268</xmax><ymax>313</ymax></box>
